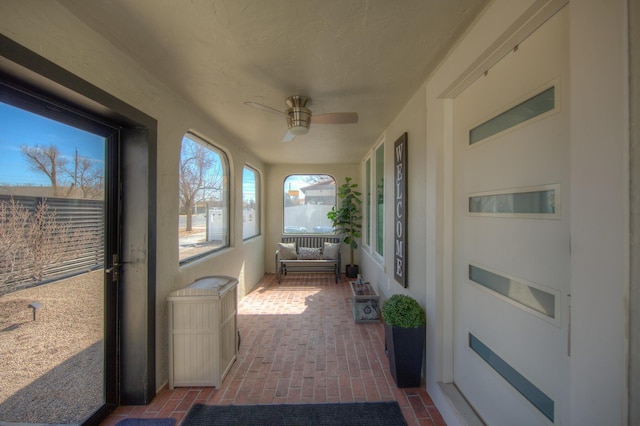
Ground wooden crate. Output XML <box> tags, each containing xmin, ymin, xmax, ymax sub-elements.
<box><xmin>350</xmin><ymin>281</ymin><xmax>380</xmax><ymax>323</ymax></box>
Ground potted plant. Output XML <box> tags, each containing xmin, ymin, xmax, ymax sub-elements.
<box><xmin>381</xmin><ymin>294</ymin><xmax>426</xmax><ymax>388</ymax></box>
<box><xmin>327</xmin><ymin>176</ymin><xmax>362</xmax><ymax>278</ymax></box>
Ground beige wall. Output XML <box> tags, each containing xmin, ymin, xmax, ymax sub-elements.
<box><xmin>264</xmin><ymin>163</ymin><xmax>359</xmax><ymax>273</ymax></box>
<box><xmin>358</xmin><ymin>86</ymin><xmax>428</xmax><ymax>305</ymax></box>
<box><xmin>0</xmin><ymin>1</ymin><xmax>632</xmax><ymax>423</ymax></box>
<box><xmin>0</xmin><ymin>0</ymin><xmax>266</xmax><ymax>390</ymax></box>
<box><xmin>421</xmin><ymin>1</ymin><xmax>630</xmax><ymax>424</ymax></box>
<box><xmin>357</xmin><ymin>1</ymin><xmax>630</xmax><ymax>424</ymax></box>
<box><xmin>628</xmin><ymin>0</ymin><xmax>639</xmax><ymax>423</ymax></box>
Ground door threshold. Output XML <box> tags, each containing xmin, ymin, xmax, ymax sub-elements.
<box><xmin>439</xmin><ymin>382</ymin><xmax>485</xmax><ymax>426</ymax></box>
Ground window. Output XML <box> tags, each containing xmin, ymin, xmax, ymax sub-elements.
<box><xmin>242</xmin><ymin>165</ymin><xmax>260</xmax><ymax>240</ymax></box>
<box><xmin>469</xmin><ymin>86</ymin><xmax>556</xmax><ymax>145</ymax></box>
<box><xmin>468</xmin><ymin>184</ymin><xmax>559</xmax><ymax>218</ymax></box>
<box><xmin>283</xmin><ymin>174</ymin><xmax>335</xmax><ymax>234</ymax></box>
<box><xmin>364</xmin><ymin>158</ymin><xmax>371</xmax><ymax>246</ymax></box>
<box><xmin>363</xmin><ymin>139</ymin><xmax>385</xmax><ymax>258</ymax></box>
<box><xmin>375</xmin><ymin>143</ymin><xmax>385</xmax><ymax>256</ymax></box>
<box><xmin>178</xmin><ymin>133</ymin><xmax>229</xmax><ymax>262</ymax></box>
<box><xmin>468</xmin><ymin>264</ymin><xmax>556</xmax><ymax>320</ymax></box>
<box><xmin>469</xmin><ymin>333</ymin><xmax>554</xmax><ymax>422</ymax></box>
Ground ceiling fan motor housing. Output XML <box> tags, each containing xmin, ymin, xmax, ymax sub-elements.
<box><xmin>285</xmin><ymin>96</ymin><xmax>311</xmax><ymax>134</ymax></box>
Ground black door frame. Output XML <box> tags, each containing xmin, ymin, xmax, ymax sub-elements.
<box><xmin>0</xmin><ymin>34</ymin><xmax>157</xmax><ymax>423</ymax></box>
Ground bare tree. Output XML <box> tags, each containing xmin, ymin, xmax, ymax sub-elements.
<box><xmin>0</xmin><ymin>198</ymin><xmax>31</xmax><ymax>289</ymax></box>
<box><xmin>179</xmin><ymin>140</ymin><xmax>222</xmax><ymax>232</ymax></box>
<box><xmin>20</xmin><ymin>144</ymin><xmax>68</xmax><ymax>196</ymax></box>
<box><xmin>0</xmin><ymin>198</ymin><xmax>71</xmax><ymax>291</ymax></box>
<box><xmin>63</xmin><ymin>155</ymin><xmax>104</xmax><ymax>199</ymax></box>
<box><xmin>0</xmin><ymin>197</ymin><xmax>102</xmax><ymax>295</ymax></box>
<box><xmin>25</xmin><ymin>200</ymin><xmax>71</xmax><ymax>282</ymax></box>
<box><xmin>301</xmin><ymin>175</ymin><xmax>332</xmax><ymax>184</ymax></box>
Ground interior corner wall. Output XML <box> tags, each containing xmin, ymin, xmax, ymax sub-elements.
<box><xmin>0</xmin><ymin>0</ymin><xmax>266</xmax><ymax>394</ymax></box>
<box><xmin>569</xmin><ymin>1</ymin><xmax>629</xmax><ymax>424</ymax></box>
<box><xmin>358</xmin><ymin>86</ymin><xmax>428</xmax><ymax>306</ymax></box>
<box><xmin>264</xmin><ymin>163</ymin><xmax>359</xmax><ymax>274</ymax></box>
<box><xmin>353</xmin><ymin>83</ymin><xmax>429</xmax><ymax>393</ymax></box>
<box><xmin>353</xmin><ymin>3</ymin><xmax>548</xmax><ymax>423</ymax></box>
<box><xmin>421</xmin><ymin>1</ymin><xmax>545</xmax><ymax>423</ymax></box>
<box><xmin>628</xmin><ymin>0</ymin><xmax>639</xmax><ymax>423</ymax></box>
<box><xmin>420</xmin><ymin>1</ymin><xmax>630</xmax><ymax>425</ymax></box>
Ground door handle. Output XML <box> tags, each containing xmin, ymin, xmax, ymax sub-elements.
<box><xmin>105</xmin><ymin>254</ymin><xmax>125</xmax><ymax>281</ymax></box>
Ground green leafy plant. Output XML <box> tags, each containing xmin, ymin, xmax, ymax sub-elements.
<box><xmin>327</xmin><ymin>176</ymin><xmax>362</xmax><ymax>267</ymax></box>
<box><xmin>381</xmin><ymin>294</ymin><xmax>426</xmax><ymax>328</ymax></box>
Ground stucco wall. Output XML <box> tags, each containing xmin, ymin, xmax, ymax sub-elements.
<box><xmin>349</xmin><ymin>0</ymin><xmax>629</xmax><ymax>424</ymax></box>
<box><xmin>359</xmin><ymin>86</ymin><xmax>428</xmax><ymax>309</ymax></box>
<box><xmin>264</xmin><ymin>163</ymin><xmax>359</xmax><ymax>274</ymax></box>
<box><xmin>0</xmin><ymin>0</ymin><xmax>266</xmax><ymax>391</ymax></box>
<box><xmin>568</xmin><ymin>2</ymin><xmax>628</xmax><ymax>424</ymax></box>
<box><xmin>418</xmin><ymin>1</ymin><xmax>630</xmax><ymax>424</ymax></box>
<box><xmin>0</xmin><ymin>1</ymin><xmax>632</xmax><ymax>423</ymax></box>
<box><xmin>629</xmin><ymin>0</ymin><xmax>639</xmax><ymax>423</ymax></box>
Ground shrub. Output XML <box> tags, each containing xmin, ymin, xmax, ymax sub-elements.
<box><xmin>381</xmin><ymin>294</ymin><xmax>426</xmax><ymax>328</ymax></box>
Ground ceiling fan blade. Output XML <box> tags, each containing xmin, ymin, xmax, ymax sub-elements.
<box><xmin>282</xmin><ymin>130</ymin><xmax>296</xmax><ymax>143</ymax></box>
<box><xmin>311</xmin><ymin>112</ymin><xmax>359</xmax><ymax>125</ymax></box>
<box><xmin>244</xmin><ymin>101</ymin><xmax>287</xmax><ymax>117</ymax></box>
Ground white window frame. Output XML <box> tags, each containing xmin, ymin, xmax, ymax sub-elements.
<box><xmin>363</xmin><ymin>135</ymin><xmax>385</xmax><ymax>262</ymax></box>
<box><xmin>178</xmin><ymin>132</ymin><xmax>230</xmax><ymax>264</ymax></box>
<box><xmin>282</xmin><ymin>174</ymin><xmax>336</xmax><ymax>235</ymax></box>
<box><xmin>242</xmin><ymin>165</ymin><xmax>260</xmax><ymax>240</ymax></box>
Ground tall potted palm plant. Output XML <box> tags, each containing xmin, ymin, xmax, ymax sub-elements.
<box><xmin>327</xmin><ymin>176</ymin><xmax>362</xmax><ymax>278</ymax></box>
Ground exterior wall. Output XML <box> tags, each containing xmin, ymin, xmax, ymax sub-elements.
<box><xmin>568</xmin><ymin>1</ymin><xmax>628</xmax><ymax>424</ymax></box>
<box><xmin>264</xmin><ymin>163</ymin><xmax>358</xmax><ymax>274</ymax></box>
<box><xmin>0</xmin><ymin>1</ymin><xmax>266</xmax><ymax>391</ymax></box>
<box><xmin>0</xmin><ymin>0</ymin><xmax>632</xmax><ymax>422</ymax></box>
<box><xmin>630</xmin><ymin>0</ymin><xmax>640</xmax><ymax>423</ymax></box>
<box><xmin>359</xmin><ymin>86</ymin><xmax>428</xmax><ymax>312</ymax></box>
<box><xmin>364</xmin><ymin>0</ymin><xmax>630</xmax><ymax>424</ymax></box>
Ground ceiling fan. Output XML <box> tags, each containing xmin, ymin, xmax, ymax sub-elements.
<box><xmin>244</xmin><ymin>95</ymin><xmax>358</xmax><ymax>142</ymax></box>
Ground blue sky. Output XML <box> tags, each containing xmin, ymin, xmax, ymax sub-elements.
<box><xmin>284</xmin><ymin>174</ymin><xmax>334</xmax><ymax>199</ymax></box>
<box><xmin>242</xmin><ymin>166</ymin><xmax>257</xmax><ymax>203</ymax></box>
<box><xmin>0</xmin><ymin>102</ymin><xmax>105</xmax><ymax>186</ymax></box>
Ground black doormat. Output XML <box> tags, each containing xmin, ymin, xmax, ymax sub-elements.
<box><xmin>182</xmin><ymin>401</ymin><xmax>408</xmax><ymax>426</ymax></box>
<box><xmin>116</xmin><ymin>419</ymin><xmax>176</xmax><ymax>426</ymax></box>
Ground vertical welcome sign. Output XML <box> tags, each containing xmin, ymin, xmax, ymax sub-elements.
<box><xmin>394</xmin><ymin>132</ymin><xmax>408</xmax><ymax>287</ymax></box>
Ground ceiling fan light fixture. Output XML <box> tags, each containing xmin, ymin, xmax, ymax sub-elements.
<box><xmin>289</xmin><ymin>124</ymin><xmax>309</xmax><ymax>135</ymax></box>
<box><xmin>244</xmin><ymin>94</ymin><xmax>358</xmax><ymax>143</ymax></box>
<box><xmin>286</xmin><ymin>104</ymin><xmax>311</xmax><ymax>136</ymax></box>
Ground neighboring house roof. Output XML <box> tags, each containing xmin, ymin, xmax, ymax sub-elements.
<box><xmin>299</xmin><ymin>180</ymin><xmax>335</xmax><ymax>194</ymax></box>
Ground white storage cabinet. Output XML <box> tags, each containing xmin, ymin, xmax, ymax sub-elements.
<box><xmin>167</xmin><ymin>276</ymin><xmax>238</xmax><ymax>389</ymax></box>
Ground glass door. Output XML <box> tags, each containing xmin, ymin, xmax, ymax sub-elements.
<box><xmin>0</xmin><ymin>83</ymin><xmax>120</xmax><ymax>424</ymax></box>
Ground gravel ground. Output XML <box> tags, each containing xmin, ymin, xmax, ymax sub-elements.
<box><xmin>0</xmin><ymin>271</ymin><xmax>103</xmax><ymax>424</ymax></box>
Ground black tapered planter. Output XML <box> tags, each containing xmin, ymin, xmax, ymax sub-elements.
<box><xmin>384</xmin><ymin>322</ymin><xmax>425</xmax><ymax>388</ymax></box>
<box><xmin>345</xmin><ymin>264</ymin><xmax>359</xmax><ymax>278</ymax></box>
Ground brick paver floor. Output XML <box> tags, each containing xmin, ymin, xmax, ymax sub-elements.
<box><xmin>101</xmin><ymin>273</ymin><xmax>445</xmax><ymax>425</ymax></box>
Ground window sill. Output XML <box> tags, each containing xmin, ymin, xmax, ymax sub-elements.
<box><xmin>362</xmin><ymin>245</ymin><xmax>384</xmax><ymax>269</ymax></box>
<box><xmin>179</xmin><ymin>245</ymin><xmax>233</xmax><ymax>267</ymax></box>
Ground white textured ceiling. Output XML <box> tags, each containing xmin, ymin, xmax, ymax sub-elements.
<box><xmin>59</xmin><ymin>0</ymin><xmax>487</xmax><ymax>165</ymax></box>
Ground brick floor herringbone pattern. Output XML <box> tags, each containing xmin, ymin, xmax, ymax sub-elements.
<box><xmin>100</xmin><ymin>273</ymin><xmax>445</xmax><ymax>426</ymax></box>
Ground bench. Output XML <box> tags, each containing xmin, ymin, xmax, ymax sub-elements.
<box><xmin>275</xmin><ymin>236</ymin><xmax>341</xmax><ymax>283</ymax></box>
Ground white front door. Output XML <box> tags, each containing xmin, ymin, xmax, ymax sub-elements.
<box><xmin>453</xmin><ymin>7</ymin><xmax>569</xmax><ymax>425</ymax></box>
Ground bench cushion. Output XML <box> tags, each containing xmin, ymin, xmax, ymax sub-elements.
<box><xmin>298</xmin><ymin>246</ymin><xmax>322</xmax><ymax>260</ymax></box>
<box><xmin>278</xmin><ymin>242</ymin><xmax>298</xmax><ymax>260</ymax></box>
<box><xmin>322</xmin><ymin>242</ymin><xmax>340</xmax><ymax>260</ymax></box>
